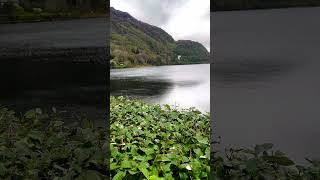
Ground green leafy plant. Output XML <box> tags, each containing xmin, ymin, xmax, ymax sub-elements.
<box><xmin>211</xmin><ymin>143</ymin><xmax>320</xmax><ymax>180</ymax></box>
<box><xmin>0</xmin><ymin>107</ymin><xmax>108</xmax><ymax>179</ymax></box>
<box><xmin>110</xmin><ymin>96</ymin><xmax>211</xmax><ymax>179</ymax></box>
<box><xmin>1</xmin><ymin>99</ymin><xmax>319</xmax><ymax>179</ymax></box>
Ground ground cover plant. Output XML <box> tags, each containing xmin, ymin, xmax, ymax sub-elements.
<box><xmin>110</xmin><ymin>96</ymin><xmax>211</xmax><ymax>179</ymax></box>
<box><xmin>0</xmin><ymin>107</ymin><xmax>108</xmax><ymax>179</ymax></box>
<box><xmin>1</xmin><ymin>98</ymin><xmax>319</xmax><ymax>179</ymax></box>
<box><xmin>211</xmin><ymin>143</ymin><xmax>320</xmax><ymax>179</ymax></box>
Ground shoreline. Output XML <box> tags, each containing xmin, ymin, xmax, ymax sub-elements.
<box><xmin>212</xmin><ymin>4</ymin><xmax>320</xmax><ymax>12</ymax></box>
<box><xmin>0</xmin><ymin>11</ymin><xmax>107</xmax><ymax>24</ymax></box>
<box><xmin>0</xmin><ymin>15</ymin><xmax>106</xmax><ymax>24</ymax></box>
<box><xmin>110</xmin><ymin>62</ymin><xmax>211</xmax><ymax>70</ymax></box>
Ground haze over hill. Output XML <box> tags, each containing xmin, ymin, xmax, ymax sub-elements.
<box><xmin>110</xmin><ymin>7</ymin><xmax>209</xmax><ymax>68</ymax></box>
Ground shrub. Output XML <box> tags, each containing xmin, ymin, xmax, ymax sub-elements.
<box><xmin>110</xmin><ymin>96</ymin><xmax>211</xmax><ymax>179</ymax></box>
<box><xmin>212</xmin><ymin>143</ymin><xmax>320</xmax><ymax>179</ymax></box>
<box><xmin>2</xmin><ymin>2</ymin><xmax>25</xmax><ymax>17</ymax></box>
<box><xmin>0</xmin><ymin>107</ymin><xmax>108</xmax><ymax>179</ymax></box>
<box><xmin>1</xmin><ymin>99</ymin><xmax>319</xmax><ymax>179</ymax></box>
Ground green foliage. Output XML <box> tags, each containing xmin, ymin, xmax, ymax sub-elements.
<box><xmin>1</xmin><ymin>100</ymin><xmax>319</xmax><ymax>179</ymax></box>
<box><xmin>1</xmin><ymin>2</ymin><xmax>25</xmax><ymax>17</ymax></box>
<box><xmin>110</xmin><ymin>24</ymin><xmax>175</xmax><ymax>68</ymax></box>
<box><xmin>174</xmin><ymin>40</ymin><xmax>210</xmax><ymax>64</ymax></box>
<box><xmin>110</xmin><ymin>96</ymin><xmax>211</xmax><ymax>179</ymax></box>
<box><xmin>212</xmin><ymin>143</ymin><xmax>320</xmax><ymax>179</ymax></box>
<box><xmin>0</xmin><ymin>107</ymin><xmax>108</xmax><ymax>179</ymax></box>
<box><xmin>0</xmin><ymin>1</ymin><xmax>106</xmax><ymax>23</ymax></box>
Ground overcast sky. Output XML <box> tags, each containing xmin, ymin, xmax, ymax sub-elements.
<box><xmin>110</xmin><ymin>0</ymin><xmax>210</xmax><ymax>51</ymax></box>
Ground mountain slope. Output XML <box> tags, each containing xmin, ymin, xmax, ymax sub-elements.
<box><xmin>174</xmin><ymin>40</ymin><xmax>210</xmax><ymax>64</ymax></box>
<box><xmin>110</xmin><ymin>7</ymin><xmax>209</xmax><ymax>68</ymax></box>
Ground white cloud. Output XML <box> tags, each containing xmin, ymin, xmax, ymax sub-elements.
<box><xmin>110</xmin><ymin>0</ymin><xmax>210</xmax><ymax>51</ymax></box>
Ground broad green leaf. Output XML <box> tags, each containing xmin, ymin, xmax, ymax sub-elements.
<box><xmin>149</xmin><ymin>175</ymin><xmax>165</xmax><ymax>180</ymax></box>
<box><xmin>112</xmin><ymin>171</ymin><xmax>126</xmax><ymax>180</ymax></box>
<box><xmin>120</xmin><ymin>160</ymin><xmax>132</xmax><ymax>169</ymax></box>
<box><xmin>138</xmin><ymin>167</ymin><xmax>150</xmax><ymax>179</ymax></box>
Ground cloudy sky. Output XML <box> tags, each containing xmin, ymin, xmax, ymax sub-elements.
<box><xmin>110</xmin><ymin>0</ymin><xmax>210</xmax><ymax>51</ymax></box>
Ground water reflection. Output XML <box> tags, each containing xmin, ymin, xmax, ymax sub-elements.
<box><xmin>111</xmin><ymin>64</ymin><xmax>210</xmax><ymax>112</ymax></box>
<box><xmin>110</xmin><ymin>78</ymin><xmax>171</xmax><ymax>97</ymax></box>
<box><xmin>214</xmin><ymin>59</ymin><xmax>296</xmax><ymax>84</ymax></box>
<box><xmin>0</xmin><ymin>61</ymin><xmax>107</xmax><ymax>122</ymax></box>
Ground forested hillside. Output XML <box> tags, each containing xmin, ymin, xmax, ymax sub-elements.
<box><xmin>0</xmin><ymin>0</ymin><xmax>107</xmax><ymax>23</ymax></box>
<box><xmin>110</xmin><ymin>7</ymin><xmax>209</xmax><ymax>68</ymax></box>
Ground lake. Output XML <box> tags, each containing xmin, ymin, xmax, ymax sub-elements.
<box><xmin>110</xmin><ymin>64</ymin><xmax>210</xmax><ymax>112</ymax></box>
<box><xmin>0</xmin><ymin>18</ymin><xmax>108</xmax><ymax>122</ymax></box>
<box><xmin>212</xmin><ymin>7</ymin><xmax>320</xmax><ymax>164</ymax></box>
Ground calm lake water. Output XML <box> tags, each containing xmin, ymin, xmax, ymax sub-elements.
<box><xmin>0</xmin><ymin>18</ymin><xmax>107</xmax><ymax>122</ymax></box>
<box><xmin>111</xmin><ymin>64</ymin><xmax>210</xmax><ymax>112</ymax></box>
<box><xmin>213</xmin><ymin>7</ymin><xmax>320</xmax><ymax>164</ymax></box>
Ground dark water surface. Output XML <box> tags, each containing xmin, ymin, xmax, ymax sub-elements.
<box><xmin>0</xmin><ymin>18</ymin><xmax>108</xmax><ymax>122</ymax></box>
<box><xmin>212</xmin><ymin>7</ymin><xmax>320</xmax><ymax>164</ymax></box>
<box><xmin>111</xmin><ymin>64</ymin><xmax>210</xmax><ymax>112</ymax></box>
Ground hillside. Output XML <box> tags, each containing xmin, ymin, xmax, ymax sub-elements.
<box><xmin>174</xmin><ymin>40</ymin><xmax>210</xmax><ymax>64</ymax></box>
<box><xmin>110</xmin><ymin>7</ymin><xmax>209</xmax><ymax>68</ymax></box>
<box><xmin>0</xmin><ymin>1</ymin><xmax>106</xmax><ymax>23</ymax></box>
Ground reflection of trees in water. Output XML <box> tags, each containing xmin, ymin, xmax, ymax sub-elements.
<box><xmin>110</xmin><ymin>78</ymin><xmax>172</xmax><ymax>97</ymax></box>
<box><xmin>213</xmin><ymin>60</ymin><xmax>296</xmax><ymax>83</ymax></box>
<box><xmin>0</xmin><ymin>61</ymin><xmax>107</xmax><ymax>118</ymax></box>
<box><xmin>0</xmin><ymin>61</ymin><xmax>106</xmax><ymax>96</ymax></box>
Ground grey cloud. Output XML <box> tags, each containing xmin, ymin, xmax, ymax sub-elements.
<box><xmin>117</xmin><ymin>0</ymin><xmax>188</xmax><ymax>26</ymax></box>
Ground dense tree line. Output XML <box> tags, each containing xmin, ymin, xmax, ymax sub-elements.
<box><xmin>0</xmin><ymin>0</ymin><xmax>107</xmax><ymax>23</ymax></box>
<box><xmin>212</xmin><ymin>0</ymin><xmax>320</xmax><ymax>11</ymax></box>
<box><xmin>0</xmin><ymin>0</ymin><xmax>107</xmax><ymax>14</ymax></box>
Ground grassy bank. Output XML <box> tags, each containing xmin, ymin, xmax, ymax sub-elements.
<box><xmin>110</xmin><ymin>62</ymin><xmax>153</xmax><ymax>69</ymax></box>
<box><xmin>0</xmin><ymin>11</ymin><xmax>105</xmax><ymax>24</ymax></box>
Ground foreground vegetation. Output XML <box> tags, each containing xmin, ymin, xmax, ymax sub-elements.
<box><xmin>1</xmin><ymin>98</ymin><xmax>319</xmax><ymax>179</ymax></box>
<box><xmin>212</xmin><ymin>144</ymin><xmax>320</xmax><ymax>179</ymax></box>
<box><xmin>0</xmin><ymin>107</ymin><xmax>108</xmax><ymax>179</ymax></box>
<box><xmin>110</xmin><ymin>96</ymin><xmax>211</xmax><ymax>179</ymax></box>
